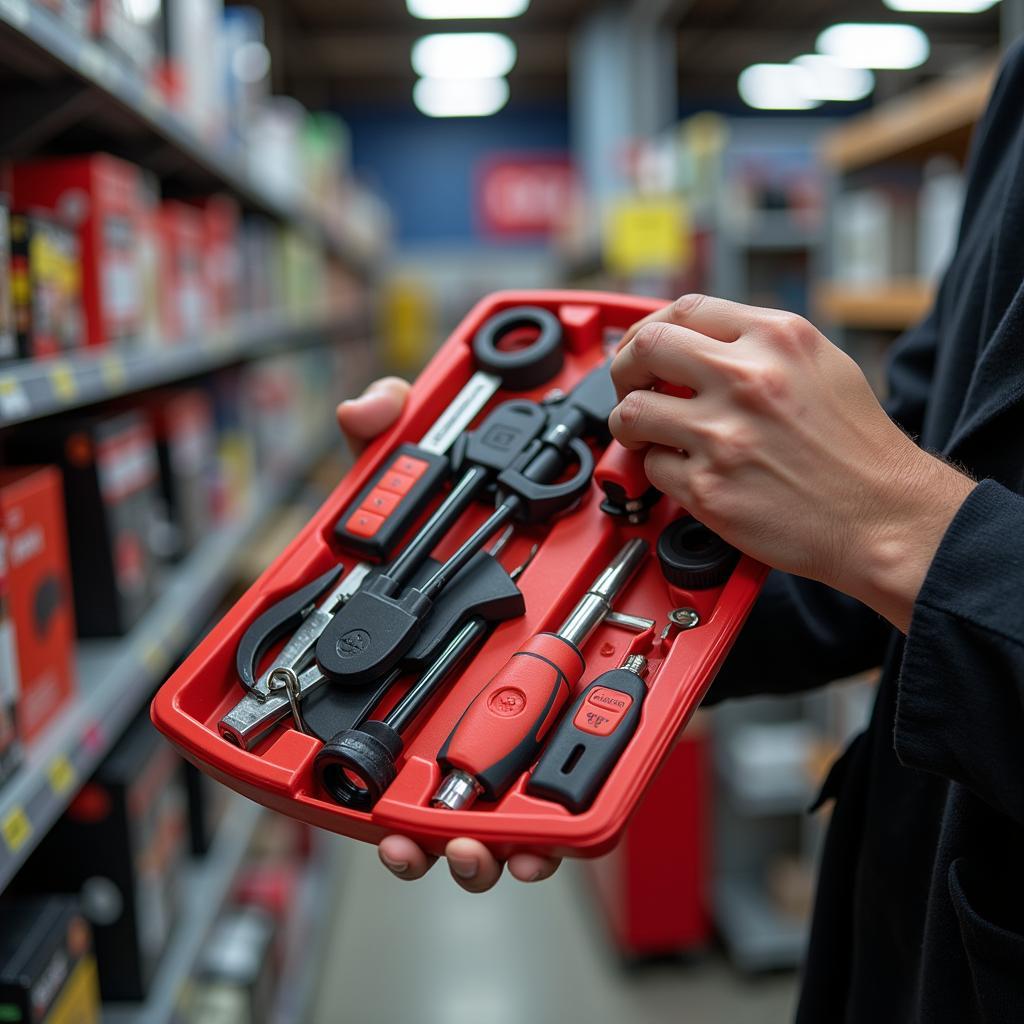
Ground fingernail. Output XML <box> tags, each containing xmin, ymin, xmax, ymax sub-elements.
<box><xmin>448</xmin><ymin>857</ymin><xmax>478</xmax><ymax>880</ymax></box>
<box><xmin>527</xmin><ymin>869</ymin><xmax>543</xmax><ymax>882</ymax></box>
<box><xmin>380</xmin><ymin>853</ymin><xmax>408</xmax><ymax>873</ymax></box>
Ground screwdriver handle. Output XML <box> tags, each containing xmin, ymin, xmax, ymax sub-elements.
<box><xmin>435</xmin><ymin>634</ymin><xmax>584</xmax><ymax>804</ymax></box>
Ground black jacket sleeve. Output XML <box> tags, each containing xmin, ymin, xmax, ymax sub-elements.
<box><xmin>895</xmin><ymin>480</ymin><xmax>1024</xmax><ymax>823</ymax></box>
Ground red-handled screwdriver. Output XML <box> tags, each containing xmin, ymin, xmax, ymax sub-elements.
<box><xmin>431</xmin><ymin>537</ymin><xmax>649</xmax><ymax>811</ymax></box>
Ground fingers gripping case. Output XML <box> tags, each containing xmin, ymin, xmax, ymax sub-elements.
<box><xmin>152</xmin><ymin>291</ymin><xmax>767</xmax><ymax>860</ymax></box>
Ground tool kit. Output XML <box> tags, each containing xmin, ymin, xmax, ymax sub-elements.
<box><xmin>153</xmin><ymin>291</ymin><xmax>767</xmax><ymax>859</ymax></box>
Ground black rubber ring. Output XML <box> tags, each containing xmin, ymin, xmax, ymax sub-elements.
<box><xmin>657</xmin><ymin>516</ymin><xmax>739</xmax><ymax>590</ymax></box>
<box><xmin>471</xmin><ymin>306</ymin><xmax>564</xmax><ymax>390</ymax></box>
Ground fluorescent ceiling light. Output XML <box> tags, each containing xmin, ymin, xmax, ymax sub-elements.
<box><xmin>413</xmin><ymin>76</ymin><xmax>510</xmax><ymax>117</ymax></box>
<box><xmin>817</xmin><ymin>23</ymin><xmax>930</xmax><ymax>69</ymax></box>
<box><xmin>407</xmin><ymin>0</ymin><xmax>530</xmax><ymax>17</ymax></box>
<box><xmin>738</xmin><ymin>64</ymin><xmax>821</xmax><ymax>110</ymax></box>
<box><xmin>793</xmin><ymin>54</ymin><xmax>875</xmax><ymax>101</ymax></box>
<box><xmin>884</xmin><ymin>0</ymin><xmax>998</xmax><ymax>11</ymax></box>
<box><xmin>411</xmin><ymin>32</ymin><xmax>517</xmax><ymax>79</ymax></box>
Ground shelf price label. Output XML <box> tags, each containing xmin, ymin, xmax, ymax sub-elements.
<box><xmin>49</xmin><ymin>362</ymin><xmax>77</xmax><ymax>402</ymax></box>
<box><xmin>48</xmin><ymin>755</ymin><xmax>76</xmax><ymax>796</ymax></box>
<box><xmin>0</xmin><ymin>377</ymin><xmax>29</xmax><ymax>422</ymax></box>
<box><xmin>101</xmin><ymin>355</ymin><xmax>127</xmax><ymax>391</ymax></box>
<box><xmin>2</xmin><ymin>806</ymin><xmax>32</xmax><ymax>854</ymax></box>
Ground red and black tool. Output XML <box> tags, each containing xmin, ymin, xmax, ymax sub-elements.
<box><xmin>431</xmin><ymin>538</ymin><xmax>650</xmax><ymax>811</ymax></box>
<box><xmin>527</xmin><ymin>516</ymin><xmax>740</xmax><ymax>812</ymax></box>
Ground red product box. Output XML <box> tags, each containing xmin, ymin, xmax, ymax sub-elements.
<box><xmin>0</xmin><ymin>468</ymin><xmax>76</xmax><ymax>744</ymax></box>
<box><xmin>194</xmin><ymin>195</ymin><xmax>240</xmax><ymax>328</ymax></box>
<box><xmin>157</xmin><ymin>201</ymin><xmax>206</xmax><ymax>340</ymax></box>
<box><xmin>10</xmin><ymin>154</ymin><xmax>145</xmax><ymax>349</ymax></box>
<box><xmin>141</xmin><ymin>388</ymin><xmax>217</xmax><ymax>559</ymax></box>
<box><xmin>0</xmin><ymin>523</ymin><xmax>20</xmax><ymax>782</ymax></box>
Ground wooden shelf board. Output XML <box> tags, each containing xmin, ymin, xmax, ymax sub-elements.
<box><xmin>822</xmin><ymin>61</ymin><xmax>998</xmax><ymax>172</ymax></box>
<box><xmin>814</xmin><ymin>280</ymin><xmax>935</xmax><ymax>331</ymax></box>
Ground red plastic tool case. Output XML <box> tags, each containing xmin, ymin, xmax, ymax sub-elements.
<box><xmin>152</xmin><ymin>291</ymin><xmax>767</xmax><ymax>860</ymax></box>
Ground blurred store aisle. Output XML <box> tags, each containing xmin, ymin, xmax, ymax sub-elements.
<box><xmin>313</xmin><ymin>842</ymin><xmax>796</xmax><ymax>1024</ymax></box>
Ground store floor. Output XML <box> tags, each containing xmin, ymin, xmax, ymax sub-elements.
<box><xmin>313</xmin><ymin>840</ymin><xmax>797</xmax><ymax>1024</ymax></box>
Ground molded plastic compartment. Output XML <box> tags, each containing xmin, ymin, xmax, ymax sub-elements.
<box><xmin>152</xmin><ymin>291</ymin><xmax>767</xmax><ymax>859</ymax></box>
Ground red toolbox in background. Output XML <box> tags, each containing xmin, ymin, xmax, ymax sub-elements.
<box><xmin>583</xmin><ymin>731</ymin><xmax>711</xmax><ymax>957</ymax></box>
<box><xmin>11</xmin><ymin>154</ymin><xmax>145</xmax><ymax>349</ymax></box>
<box><xmin>0</xmin><ymin>467</ymin><xmax>76</xmax><ymax>744</ymax></box>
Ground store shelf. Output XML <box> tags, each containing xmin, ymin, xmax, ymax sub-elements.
<box><xmin>814</xmin><ymin>280</ymin><xmax>934</xmax><ymax>331</ymax></box>
<box><xmin>272</xmin><ymin>835</ymin><xmax>343</xmax><ymax>1024</ymax></box>
<box><xmin>104</xmin><ymin>794</ymin><xmax>264</xmax><ymax>1024</ymax></box>
<box><xmin>715</xmin><ymin>875</ymin><xmax>808</xmax><ymax>972</ymax></box>
<box><xmin>821</xmin><ymin>61</ymin><xmax>997</xmax><ymax>173</ymax></box>
<box><xmin>0</xmin><ymin>426</ymin><xmax>337</xmax><ymax>893</ymax></box>
<box><xmin>0</xmin><ymin>307</ymin><xmax>369</xmax><ymax>428</ymax></box>
<box><xmin>726</xmin><ymin>212</ymin><xmax>823</xmax><ymax>251</ymax></box>
<box><xmin>0</xmin><ymin>0</ymin><xmax>373</xmax><ymax>276</ymax></box>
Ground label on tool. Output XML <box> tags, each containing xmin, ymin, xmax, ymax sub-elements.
<box><xmin>417</xmin><ymin>371</ymin><xmax>499</xmax><ymax>455</ymax></box>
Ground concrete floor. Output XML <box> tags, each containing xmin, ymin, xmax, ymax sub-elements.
<box><xmin>312</xmin><ymin>841</ymin><xmax>797</xmax><ymax>1024</ymax></box>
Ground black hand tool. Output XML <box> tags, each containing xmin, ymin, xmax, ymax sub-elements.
<box><xmin>315</xmin><ymin>362</ymin><xmax>618</xmax><ymax>688</ymax></box>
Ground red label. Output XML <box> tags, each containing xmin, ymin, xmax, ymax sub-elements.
<box><xmin>477</xmin><ymin>156</ymin><xmax>578</xmax><ymax>237</ymax></box>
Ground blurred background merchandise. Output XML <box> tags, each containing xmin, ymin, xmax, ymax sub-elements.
<box><xmin>0</xmin><ymin>1</ymin><xmax>1016</xmax><ymax>1021</ymax></box>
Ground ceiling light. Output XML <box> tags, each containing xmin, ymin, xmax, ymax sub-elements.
<box><xmin>407</xmin><ymin>0</ymin><xmax>530</xmax><ymax>17</ymax></box>
<box><xmin>738</xmin><ymin>64</ymin><xmax>821</xmax><ymax>110</ymax></box>
<box><xmin>793</xmin><ymin>54</ymin><xmax>875</xmax><ymax>101</ymax></box>
<box><xmin>413</xmin><ymin>77</ymin><xmax>510</xmax><ymax>117</ymax></box>
<box><xmin>817</xmin><ymin>23</ymin><xmax>930</xmax><ymax>69</ymax></box>
<box><xmin>411</xmin><ymin>32</ymin><xmax>517</xmax><ymax>79</ymax></box>
<box><xmin>884</xmin><ymin>0</ymin><xmax>998</xmax><ymax>11</ymax></box>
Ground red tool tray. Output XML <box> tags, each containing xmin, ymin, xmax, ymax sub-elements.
<box><xmin>152</xmin><ymin>290</ymin><xmax>767</xmax><ymax>860</ymax></box>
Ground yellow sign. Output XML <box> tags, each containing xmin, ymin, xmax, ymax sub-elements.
<box><xmin>603</xmin><ymin>196</ymin><xmax>691</xmax><ymax>276</ymax></box>
<box><xmin>48</xmin><ymin>754</ymin><xmax>76</xmax><ymax>796</ymax></box>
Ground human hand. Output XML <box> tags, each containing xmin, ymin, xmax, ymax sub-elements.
<box><xmin>609</xmin><ymin>295</ymin><xmax>975</xmax><ymax>632</ymax></box>
<box><xmin>336</xmin><ymin>377</ymin><xmax>562</xmax><ymax>890</ymax></box>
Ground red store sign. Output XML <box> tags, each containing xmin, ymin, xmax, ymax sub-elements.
<box><xmin>476</xmin><ymin>155</ymin><xmax>578</xmax><ymax>238</ymax></box>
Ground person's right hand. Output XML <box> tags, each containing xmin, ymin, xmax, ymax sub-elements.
<box><xmin>335</xmin><ymin>377</ymin><xmax>563</xmax><ymax>892</ymax></box>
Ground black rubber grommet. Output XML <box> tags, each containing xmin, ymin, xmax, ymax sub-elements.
<box><xmin>314</xmin><ymin>721</ymin><xmax>402</xmax><ymax>809</ymax></box>
<box><xmin>656</xmin><ymin>516</ymin><xmax>739</xmax><ymax>590</ymax></box>
<box><xmin>471</xmin><ymin>306</ymin><xmax>564</xmax><ymax>390</ymax></box>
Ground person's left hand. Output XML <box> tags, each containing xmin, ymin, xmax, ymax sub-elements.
<box><xmin>609</xmin><ymin>294</ymin><xmax>975</xmax><ymax>632</ymax></box>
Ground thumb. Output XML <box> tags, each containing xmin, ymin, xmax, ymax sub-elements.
<box><xmin>337</xmin><ymin>377</ymin><xmax>410</xmax><ymax>453</ymax></box>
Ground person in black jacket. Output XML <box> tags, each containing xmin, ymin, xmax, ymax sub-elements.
<box><xmin>339</xmin><ymin>39</ymin><xmax>1024</xmax><ymax>1024</ymax></box>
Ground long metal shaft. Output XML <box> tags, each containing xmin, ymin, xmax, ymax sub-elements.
<box><xmin>556</xmin><ymin>538</ymin><xmax>649</xmax><ymax>649</ymax></box>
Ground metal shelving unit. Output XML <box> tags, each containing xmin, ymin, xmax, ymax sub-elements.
<box><xmin>0</xmin><ymin>308</ymin><xmax>370</xmax><ymax>427</ymax></box>
<box><xmin>103</xmin><ymin>794</ymin><xmax>264</xmax><ymax>1024</ymax></box>
<box><xmin>0</xmin><ymin>424</ymin><xmax>338</xmax><ymax>891</ymax></box>
<box><xmin>0</xmin><ymin>0</ymin><xmax>374</xmax><ymax>276</ymax></box>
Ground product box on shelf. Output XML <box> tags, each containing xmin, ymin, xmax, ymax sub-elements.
<box><xmin>191</xmin><ymin>908</ymin><xmax>277</xmax><ymax>1024</ymax></box>
<box><xmin>0</xmin><ymin>525</ymin><xmax>21</xmax><ymax>784</ymax></box>
<box><xmin>136</xmin><ymin>171</ymin><xmax>164</xmax><ymax>348</ymax></box>
<box><xmin>0</xmin><ymin>198</ymin><xmax>15</xmax><ymax>361</ymax></box>
<box><xmin>15</xmin><ymin>714</ymin><xmax>188</xmax><ymax>1002</ymax></box>
<box><xmin>202</xmin><ymin>368</ymin><xmax>254</xmax><ymax>522</ymax></box>
<box><xmin>9</xmin><ymin>213</ymin><xmax>84</xmax><ymax>359</ymax></box>
<box><xmin>0</xmin><ymin>467</ymin><xmax>76</xmax><ymax>745</ymax></box>
<box><xmin>194</xmin><ymin>194</ymin><xmax>240</xmax><ymax>328</ymax></box>
<box><xmin>157</xmin><ymin>200</ymin><xmax>206</xmax><ymax>341</ymax></box>
<box><xmin>91</xmin><ymin>0</ymin><xmax>160</xmax><ymax>78</ymax></box>
<box><xmin>140</xmin><ymin>388</ymin><xmax>217</xmax><ymax>560</ymax></box>
<box><xmin>0</xmin><ymin>897</ymin><xmax>101</xmax><ymax>1024</ymax></box>
<box><xmin>160</xmin><ymin>0</ymin><xmax>226</xmax><ymax>140</ymax></box>
<box><xmin>11</xmin><ymin>154</ymin><xmax>145</xmax><ymax>349</ymax></box>
<box><xmin>11</xmin><ymin>412</ymin><xmax>161</xmax><ymax>637</ymax></box>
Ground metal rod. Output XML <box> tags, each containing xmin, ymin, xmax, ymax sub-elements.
<box><xmin>386</xmin><ymin>617</ymin><xmax>489</xmax><ymax>735</ymax></box>
<box><xmin>386</xmin><ymin>465</ymin><xmax>490</xmax><ymax>588</ymax></box>
<box><xmin>557</xmin><ymin>538</ymin><xmax>649</xmax><ymax>649</ymax></box>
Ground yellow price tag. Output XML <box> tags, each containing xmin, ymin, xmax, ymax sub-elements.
<box><xmin>48</xmin><ymin>754</ymin><xmax>76</xmax><ymax>796</ymax></box>
<box><xmin>141</xmin><ymin>642</ymin><xmax>166</xmax><ymax>675</ymax></box>
<box><xmin>101</xmin><ymin>355</ymin><xmax>127</xmax><ymax>391</ymax></box>
<box><xmin>50</xmin><ymin>362</ymin><xmax>77</xmax><ymax>402</ymax></box>
<box><xmin>2</xmin><ymin>806</ymin><xmax>32</xmax><ymax>853</ymax></box>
